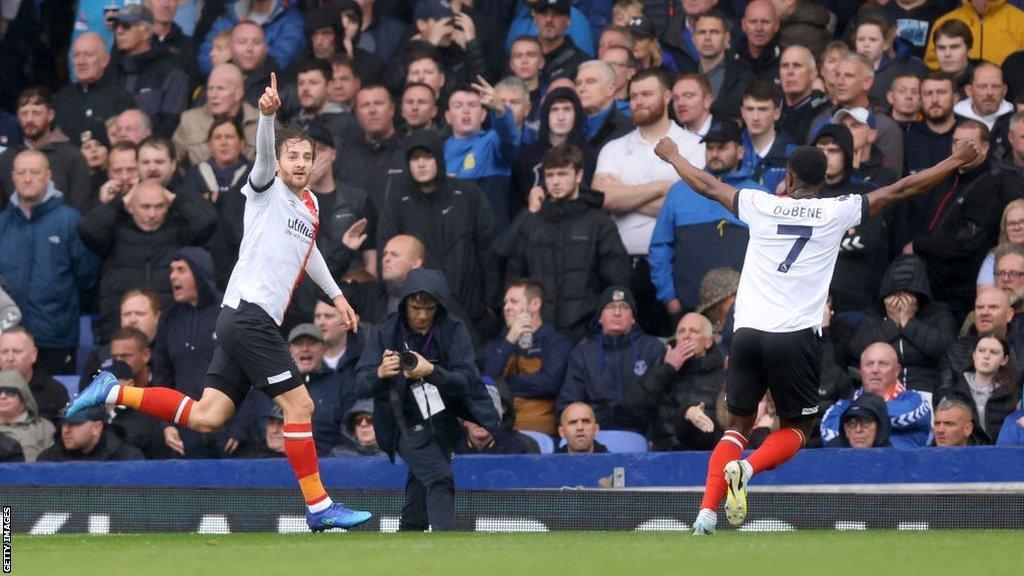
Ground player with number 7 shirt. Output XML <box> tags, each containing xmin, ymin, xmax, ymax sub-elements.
<box><xmin>652</xmin><ymin>135</ymin><xmax>980</xmax><ymax>535</ymax></box>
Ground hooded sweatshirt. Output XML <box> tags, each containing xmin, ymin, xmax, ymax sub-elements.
<box><xmin>953</xmin><ymin>98</ymin><xmax>1014</xmax><ymax>130</ymax></box>
<box><xmin>824</xmin><ymin>392</ymin><xmax>894</xmax><ymax>448</ymax></box>
<box><xmin>355</xmin><ymin>268</ymin><xmax>501</xmax><ymax>460</ymax></box>
<box><xmin>330</xmin><ymin>398</ymin><xmax>385</xmax><ymax>458</ymax></box>
<box><xmin>0</xmin><ymin>370</ymin><xmax>54</xmax><ymax>461</ymax></box>
<box><xmin>378</xmin><ymin>130</ymin><xmax>500</xmax><ymax>325</ymax></box>
<box><xmin>849</xmin><ymin>255</ymin><xmax>957</xmax><ymax>393</ymax></box>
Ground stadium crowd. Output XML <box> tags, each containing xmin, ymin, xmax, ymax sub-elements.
<box><xmin>2</xmin><ymin>0</ymin><xmax>1024</xmax><ymax>462</ymax></box>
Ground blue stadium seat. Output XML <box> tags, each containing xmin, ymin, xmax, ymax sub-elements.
<box><xmin>519</xmin><ymin>430</ymin><xmax>555</xmax><ymax>454</ymax></box>
<box><xmin>76</xmin><ymin>314</ymin><xmax>98</xmax><ymax>376</ymax></box>
<box><xmin>53</xmin><ymin>375</ymin><xmax>78</xmax><ymax>397</ymax></box>
<box><xmin>595</xmin><ymin>431</ymin><xmax>648</xmax><ymax>453</ymax></box>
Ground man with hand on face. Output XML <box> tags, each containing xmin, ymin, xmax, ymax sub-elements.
<box><xmin>356</xmin><ymin>268</ymin><xmax>501</xmax><ymax>532</ymax></box>
<box><xmin>502</xmin><ymin>144</ymin><xmax>630</xmax><ymax>342</ymax></box>
<box><xmin>624</xmin><ymin>313</ymin><xmax>729</xmax><ymax>451</ymax></box>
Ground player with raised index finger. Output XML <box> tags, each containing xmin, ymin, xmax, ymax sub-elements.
<box><xmin>67</xmin><ymin>73</ymin><xmax>371</xmax><ymax>532</ymax></box>
<box><xmin>653</xmin><ymin>132</ymin><xmax>980</xmax><ymax>534</ymax></box>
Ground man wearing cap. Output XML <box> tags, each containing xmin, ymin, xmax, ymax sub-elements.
<box><xmin>54</xmin><ymin>32</ymin><xmax>136</xmax><ymax>149</ymax></box>
<box><xmin>650</xmin><ymin>121</ymin><xmax>765</xmax><ymax>320</ymax></box>
<box><xmin>834</xmin><ymin>107</ymin><xmax>897</xmax><ymax>186</ymax></box>
<box><xmin>107</xmin><ymin>4</ymin><xmax>189</xmax><ymax>138</ymax></box>
<box><xmin>825</xmin><ymin>392</ymin><xmax>892</xmax><ymax>449</ymax></box>
<box><xmin>356</xmin><ymin>268</ymin><xmax>501</xmax><ymax>531</ymax></box>
<box><xmin>533</xmin><ymin>0</ymin><xmax>590</xmax><ymax>84</ymax></box>
<box><xmin>557</xmin><ymin>285</ymin><xmax>667</xmax><ymax>435</ymax></box>
<box><xmin>153</xmin><ymin>248</ymin><xmax>259</xmax><ymax>458</ymax></box>
<box><xmin>38</xmin><ymin>405</ymin><xmax>145</xmax><ymax>461</ymax></box>
<box><xmin>197</xmin><ymin>0</ymin><xmax>304</xmax><ymax>78</ymax></box>
<box><xmin>0</xmin><ymin>149</ymin><xmax>100</xmax><ymax>376</ymax></box>
<box><xmin>821</xmin><ymin>342</ymin><xmax>931</xmax><ymax>448</ymax></box>
<box><xmin>294</xmin><ymin>2</ymin><xmax>384</xmax><ymax>87</ymax></box>
<box><xmin>0</xmin><ymin>87</ymin><xmax>93</xmax><ymax>214</ymax></box>
<box><xmin>502</xmin><ymin>144</ymin><xmax>630</xmax><ymax>342</ymax></box>
<box><xmin>247</xmin><ymin>403</ymin><xmax>287</xmax><ymax>458</ymax></box>
<box><xmin>593</xmin><ymin>67</ymin><xmax>705</xmax><ymax>336</ymax></box>
<box><xmin>285</xmin><ymin>323</ymin><xmax>348</xmax><ymax>455</ymax></box>
<box><xmin>0</xmin><ymin>369</ymin><xmax>54</xmax><ymax>461</ymax></box>
<box><xmin>505</xmin><ymin>0</ymin><xmax>595</xmax><ymax>63</ymax></box>
<box><xmin>174</xmin><ymin>63</ymin><xmax>258</xmax><ymax>167</ymax></box>
<box><xmin>378</xmin><ymin>129</ymin><xmax>499</xmax><ymax>338</ymax></box>
<box><xmin>813</xmin><ymin>123</ymin><xmax>894</xmax><ymax>316</ymax></box>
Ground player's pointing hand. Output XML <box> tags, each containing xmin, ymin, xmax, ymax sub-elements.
<box><xmin>259</xmin><ymin>71</ymin><xmax>281</xmax><ymax>116</ymax></box>
<box><xmin>654</xmin><ymin>137</ymin><xmax>680</xmax><ymax>163</ymax></box>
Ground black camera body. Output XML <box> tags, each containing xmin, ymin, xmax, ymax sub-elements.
<box><xmin>399</xmin><ymin>351</ymin><xmax>419</xmax><ymax>372</ymax></box>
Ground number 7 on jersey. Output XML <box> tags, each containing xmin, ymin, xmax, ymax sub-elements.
<box><xmin>776</xmin><ymin>225</ymin><xmax>813</xmax><ymax>273</ymax></box>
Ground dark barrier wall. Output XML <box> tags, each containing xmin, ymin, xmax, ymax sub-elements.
<box><xmin>2</xmin><ymin>448</ymin><xmax>1023</xmax><ymax>489</ymax></box>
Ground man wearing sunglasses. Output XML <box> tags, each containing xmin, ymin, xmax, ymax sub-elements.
<box><xmin>0</xmin><ymin>370</ymin><xmax>54</xmax><ymax>461</ymax></box>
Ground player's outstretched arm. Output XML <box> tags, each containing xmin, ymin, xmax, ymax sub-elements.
<box><xmin>866</xmin><ymin>140</ymin><xmax>978</xmax><ymax>217</ymax></box>
<box><xmin>653</xmin><ymin>137</ymin><xmax>737</xmax><ymax>213</ymax></box>
<box><xmin>250</xmin><ymin>72</ymin><xmax>281</xmax><ymax>191</ymax></box>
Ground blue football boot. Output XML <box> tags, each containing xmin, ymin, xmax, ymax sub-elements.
<box><xmin>64</xmin><ymin>371</ymin><xmax>118</xmax><ymax>419</ymax></box>
<box><xmin>306</xmin><ymin>503</ymin><xmax>372</xmax><ymax>532</ymax></box>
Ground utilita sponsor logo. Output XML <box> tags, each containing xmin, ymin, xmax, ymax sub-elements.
<box><xmin>286</xmin><ymin>218</ymin><xmax>314</xmax><ymax>240</ymax></box>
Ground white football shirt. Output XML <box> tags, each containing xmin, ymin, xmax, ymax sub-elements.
<box><xmin>733</xmin><ymin>189</ymin><xmax>867</xmax><ymax>333</ymax></box>
<box><xmin>222</xmin><ymin>178</ymin><xmax>325</xmax><ymax>326</ymax></box>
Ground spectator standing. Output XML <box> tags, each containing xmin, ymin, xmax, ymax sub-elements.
<box><xmin>0</xmin><ymin>150</ymin><xmax>100</xmax><ymax>375</ymax></box>
<box><xmin>77</xmin><ymin>290</ymin><xmax>162</xmax><ymax>392</ymax></box>
<box><xmin>198</xmin><ymin>0</ymin><xmax>305</xmax><ymax>77</ymax></box>
<box><xmin>774</xmin><ymin>0</ymin><xmax>833</xmax><ymax>56</ymax></box>
<box><xmin>671</xmin><ymin>74</ymin><xmax>715</xmax><ymax>137</ymax></box>
<box><xmin>925</xmin><ymin>0</ymin><xmax>1024</xmax><ymax>69</ymax></box>
<box><xmin>0</xmin><ymin>327</ymin><xmax>68</xmax><ymax>425</ymax></box>
<box><xmin>285</xmin><ymin>324</ymin><xmax>347</xmax><ymax>455</ymax></box>
<box><xmin>533</xmin><ymin>0</ymin><xmax>591</xmax><ymax>83</ymax></box>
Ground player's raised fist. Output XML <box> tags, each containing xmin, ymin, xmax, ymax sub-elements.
<box><xmin>952</xmin><ymin>138</ymin><xmax>980</xmax><ymax>166</ymax></box>
<box><xmin>258</xmin><ymin>72</ymin><xmax>281</xmax><ymax>116</ymax></box>
<box><xmin>654</xmin><ymin>137</ymin><xmax>679</xmax><ymax>162</ymax></box>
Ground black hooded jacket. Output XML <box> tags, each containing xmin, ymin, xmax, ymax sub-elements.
<box><xmin>512</xmin><ymin>87</ymin><xmax>596</xmax><ymax>214</ymax></box>
<box><xmin>377</xmin><ymin>130</ymin><xmax>499</xmax><ymax>325</ymax></box>
<box><xmin>355</xmin><ymin>269</ymin><xmax>501</xmax><ymax>460</ymax></box>
<box><xmin>108</xmin><ymin>42</ymin><xmax>189</xmax><ymax>137</ymax></box>
<box><xmin>850</xmin><ymin>255</ymin><xmax>956</xmax><ymax>393</ymax></box>
<box><xmin>151</xmin><ymin>247</ymin><xmax>259</xmax><ymax>450</ymax></box>
<box><xmin>499</xmin><ymin>188</ymin><xmax>631</xmax><ymax>341</ymax></box>
<box><xmin>826</xmin><ymin>392</ymin><xmax>893</xmax><ymax>448</ymax></box>
<box><xmin>815</xmin><ymin>124</ymin><xmax>895</xmax><ymax>314</ymax></box>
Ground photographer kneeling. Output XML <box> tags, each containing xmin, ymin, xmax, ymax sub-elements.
<box><xmin>356</xmin><ymin>268</ymin><xmax>501</xmax><ymax>531</ymax></box>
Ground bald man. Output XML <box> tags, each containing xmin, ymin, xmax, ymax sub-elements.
<box><xmin>941</xmin><ymin>286</ymin><xmax>1024</xmax><ymax>393</ymax></box>
<box><xmin>0</xmin><ymin>150</ymin><xmax>100</xmax><ymax>375</ymax></box>
<box><xmin>173</xmin><ymin>63</ymin><xmax>259</xmax><ymax>167</ymax></box>
<box><xmin>731</xmin><ymin>0</ymin><xmax>782</xmax><ymax>82</ymax></box>
<box><xmin>78</xmin><ymin>178</ymin><xmax>218</xmax><ymax>341</ymax></box>
<box><xmin>556</xmin><ymin>402</ymin><xmax>607</xmax><ymax>453</ymax></box>
<box><xmin>779</xmin><ymin>45</ymin><xmax>830</xmax><ymax>144</ymax></box>
<box><xmin>55</xmin><ymin>32</ymin><xmax>137</xmax><ymax>145</ymax></box>
<box><xmin>339</xmin><ymin>235</ymin><xmax>427</xmax><ymax>325</ymax></box>
<box><xmin>820</xmin><ymin>341</ymin><xmax>932</xmax><ymax>448</ymax></box>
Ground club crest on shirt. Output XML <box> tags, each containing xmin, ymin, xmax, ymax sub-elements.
<box><xmin>633</xmin><ymin>360</ymin><xmax>647</xmax><ymax>376</ymax></box>
<box><xmin>463</xmin><ymin>153</ymin><xmax>476</xmax><ymax>171</ymax></box>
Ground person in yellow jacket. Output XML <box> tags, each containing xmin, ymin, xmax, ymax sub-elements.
<box><xmin>925</xmin><ymin>0</ymin><xmax>1024</xmax><ymax>68</ymax></box>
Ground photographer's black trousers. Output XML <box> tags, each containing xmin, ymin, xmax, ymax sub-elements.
<box><xmin>397</xmin><ymin>430</ymin><xmax>455</xmax><ymax>531</ymax></box>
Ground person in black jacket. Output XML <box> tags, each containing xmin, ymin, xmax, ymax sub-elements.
<box><xmin>624</xmin><ymin>313</ymin><xmax>728</xmax><ymax>451</ymax></box>
<box><xmin>377</xmin><ymin>129</ymin><xmax>500</xmax><ymax>339</ymax></box>
<box><xmin>500</xmin><ymin>143</ymin><xmax>630</xmax><ymax>341</ymax></box>
<box><xmin>356</xmin><ymin>268</ymin><xmax>501</xmax><ymax>531</ymax></box>
<box><xmin>152</xmin><ymin>247</ymin><xmax>259</xmax><ymax>459</ymax></box>
<box><xmin>939</xmin><ymin>286</ymin><xmax>1024</xmax><ymax>392</ymax></box>
<box><xmin>107</xmin><ymin>5</ymin><xmax>189</xmax><ymax>137</ymax></box>
<box><xmin>850</xmin><ymin>254</ymin><xmax>956</xmax><ymax>395</ymax></box>
<box><xmin>941</xmin><ymin>334</ymin><xmax>1021</xmax><ymax>441</ymax></box>
<box><xmin>813</xmin><ymin>123</ymin><xmax>895</xmax><ymax>317</ymax></box>
<box><xmin>908</xmin><ymin>120</ymin><xmax>1004</xmax><ymax>323</ymax></box>
<box><xmin>54</xmin><ymin>33</ymin><xmax>136</xmax><ymax>147</ymax></box>
<box><xmin>78</xmin><ymin>180</ymin><xmax>218</xmax><ymax>342</ymax></box>
<box><xmin>37</xmin><ymin>405</ymin><xmax>145</xmax><ymax>462</ymax></box>
<box><xmin>825</xmin><ymin>392</ymin><xmax>893</xmax><ymax>448</ymax></box>
<box><xmin>334</xmin><ymin>85</ymin><xmax>406</xmax><ymax>211</ymax></box>
<box><xmin>693</xmin><ymin>11</ymin><xmax>757</xmax><ymax>121</ymax></box>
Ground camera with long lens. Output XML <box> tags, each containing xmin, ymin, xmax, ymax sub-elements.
<box><xmin>399</xmin><ymin>351</ymin><xmax>419</xmax><ymax>372</ymax></box>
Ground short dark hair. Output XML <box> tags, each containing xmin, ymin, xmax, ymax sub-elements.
<box><xmin>407</xmin><ymin>50</ymin><xmax>445</xmax><ymax>76</ymax></box>
<box><xmin>934</xmin><ymin>18</ymin><xmax>973</xmax><ymax>50</ymax></box>
<box><xmin>138</xmin><ymin>136</ymin><xmax>176</xmax><ymax>163</ymax></box>
<box><xmin>109</xmin><ymin>141</ymin><xmax>139</xmax><ymax>159</ymax></box>
<box><xmin>694</xmin><ymin>10</ymin><xmax>731</xmax><ymax>30</ymax></box>
<box><xmin>294</xmin><ymin>58</ymin><xmax>333</xmax><ymax>82</ymax></box>
<box><xmin>207</xmin><ymin>115</ymin><xmax>245</xmax><ymax>141</ymax></box>
<box><xmin>922</xmin><ymin>70</ymin><xmax>957</xmax><ymax>90</ymax></box>
<box><xmin>629</xmin><ymin>67</ymin><xmax>674</xmax><ymax>92</ymax></box>
<box><xmin>403</xmin><ymin>81</ymin><xmax>438</xmax><ymax>103</ymax></box>
<box><xmin>329</xmin><ymin>52</ymin><xmax>359</xmax><ymax>78</ymax></box>
<box><xmin>508</xmin><ymin>278</ymin><xmax>545</xmax><ymax>302</ymax></box>
<box><xmin>541</xmin><ymin>143</ymin><xmax>584</xmax><ymax>172</ymax></box>
<box><xmin>855</xmin><ymin>13</ymin><xmax>893</xmax><ymax>38</ymax></box>
<box><xmin>110</xmin><ymin>326</ymin><xmax>150</xmax><ymax>349</ymax></box>
<box><xmin>787</xmin><ymin>146</ymin><xmax>827</xmax><ymax>187</ymax></box>
<box><xmin>954</xmin><ymin>118</ymin><xmax>990</xmax><ymax>143</ymax></box>
<box><xmin>742</xmin><ymin>79</ymin><xmax>780</xmax><ymax>107</ymax></box>
<box><xmin>275</xmin><ymin>124</ymin><xmax>316</xmax><ymax>159</ymax></box>
<box><xmin>17</xmin><ymin>86</ymin><xmax>54</xmax><ymax>110</ymax></box>
<box><xmin>356</xmin><ymin>83</ymin><xmax>393</xmax><ymax>104</ymax></box>
<box><xmin>0</xmin><ymin>325</ymin><xmax>34</xmax><ymax>345</ymax></box>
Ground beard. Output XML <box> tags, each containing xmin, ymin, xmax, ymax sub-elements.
<box><xmin>632</xmin><ymin>104</ymin><xmax>665</xmax><ymax>127</ymax></box>
<box><xmin>923</xmin><ymin>106</ymin><xmax>951</xmax><ymax>123</ymax></box>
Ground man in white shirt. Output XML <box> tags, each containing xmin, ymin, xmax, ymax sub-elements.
<box><xmin>653</xmin><ymin>131</ymin><xmax>979</xmax><ymax>535</ymax></box>
<box><xmin>68</xmin><ymin>73</ymin><xmax>371</xmax><ymax>532</ymax></box>
<box><xmin>593</xmin><ymin>67</ymin><xmax>704</xmax><ymax>335</ymax></box>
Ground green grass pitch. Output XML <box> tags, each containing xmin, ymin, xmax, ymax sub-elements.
<box><xmin>9</xmin><ymin>531</ymin><xmax>1024</xmax><ymax>576</ymax></box>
